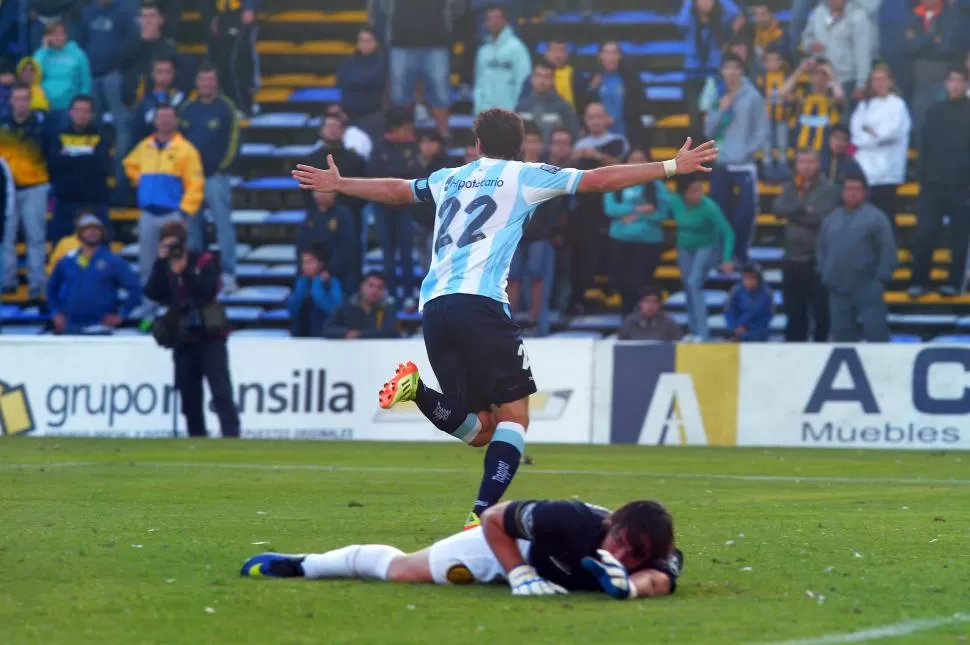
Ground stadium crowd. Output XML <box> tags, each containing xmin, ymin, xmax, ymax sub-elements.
<box><xmin>0</xmin><ymin>0</ymin><xmax>969</xmax><ymax>343</ymax></box>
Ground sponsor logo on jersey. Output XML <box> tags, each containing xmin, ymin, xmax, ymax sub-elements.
<box><xmin>445</xmin><ymin>177</ymin><xmax>505</xmax><ymax>191</ymax></box>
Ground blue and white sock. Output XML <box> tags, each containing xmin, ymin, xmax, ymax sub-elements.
<box><xmin>415</xmin><ymin>381</ymin><xmax>482</xmax><ymax>445</ymax></box>
<box><xmin>471</xmin><ymin>421</ymin><xmax>526</xmax><ymax>517</ymax></box>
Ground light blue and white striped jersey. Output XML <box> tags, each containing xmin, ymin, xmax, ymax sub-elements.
<box><xmin>410</xmin><ymin>157</ymin><xmax>584</xmax><ymax>310</ymax></box>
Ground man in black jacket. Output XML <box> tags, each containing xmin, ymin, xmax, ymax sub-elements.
<box><xmin>369</xmin><ymin>107</ymin><xmax>423</xmax><ymax>300</ymax></box>
<box><xmin>48</xmin><ymin>94</ymin><xmax>111</xmax><ymax>244</ymax></box>
<box><xmin>323</xmin><ymin>271</ymin><xmax>400</xmax><ymax>339</ymax></box>
<box><xmin>144</xmin><ymin>218</ymin><xmax>240</xmax><ymax>438</ymax></box>
<box><xmin>909</xmin><ymin>67</ymin><xmax>970</xmax><ymax>298</ymax></box>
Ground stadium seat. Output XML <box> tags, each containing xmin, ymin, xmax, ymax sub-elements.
<box><xmin>931</xmin><ymin>335</ymin><xmax>970</xmax><ymax>343</ymax></box>
<box><xmin>891</xmin><ymin>334</ymin><xmax>923</xmax><ymax>343</ymax></box>
<box><xmin>600</xmin><ymin>10</ymin><xmax>669</xmax><ymax>24</ymax></box>
<box><xmin>245</xmin><ymin>245</ymin><xmax>297</xmax><ymax>263</ymax></box>
<box><xmin>225</xmin><ymin>306</ymin><xmax>264</xmax><ymax>322</ymax></box>
<box><xmin>769</xmin><ymin>314</ymin><xmax>787</xmax><ymax>332</ymax></box>
<box><xmin>550</xmin><ymin>330</ymin><xmax>603</xmax><ymax>339</ymax></box>
<box><xmin>220</xmin><ymin>285</ymin><xmax>290</xmax><ymax>305</ymax></box>
<box><xmin>568</xmin><ymin>313</ymin><xmax>623</xmax><ymax>331</ymax></box>
<box><xmin>397</xmin><ymin>310</ymin><xmax>422</xmax><ymax>324</ymax></box>
<box><xmin>887</xmin><ymin>313</ymin><xmax>959</xmax><ymax>327</ymax></box>
<box><xmin>240</xmin><ymin>143</ymin><xmax>277</xmax><ymax>157</ymax></box>
<box><xmin>272</xmin><ymin>144</ymin><xmax>318</xmax><ymax>157</ymax></box>
<box><xmin>231</xmin><ymin>210</ymin><xmax>272</xmax><ymax>225</ymax></box>
<box><xmin>646</xmin><ymin>86</ymin><xmax>684</xmax><ymax>102</ymax></box>
<box><xmin>669</xmin><ymin>311</ymin><xmax>689</xmax><ymax>326</ymax></box>
<box><xmin>112</xmin><ymin>328</ymin><xmax>146</xmax><ymax>337</ymax></box>
<box><xmin>641</xmin><ymin>71</ymin><xmax>687</xmax><ymax>84</ymax></box>
<box><xmin>246</xmin><ymin>113</ymin><xmax>310</xmax><ymax>128</ymax></box>
<box><xmin>0</xmin><ymin>324</ymin><xmax>46</xmax><ymax>335</ymax></box>
<box><xmin>748</xmin><ymin>247</ymin><xmax>786</xmax><ymax>263</ymax></box>
<box><xmin>290</xmin><ymin>87</ymin><xmax>341</xmax><ymax>102</ymax></box>
<box><xmin>242</xmin><ymin>177</ymin><xmax>299</xmax><ymax>190</ymax></box>
<box><xmin>265</xmin><ymin>264</ymin><xmax>298</xmax><ymax>278</ymax></box>
<box><xmin>266</xmin><ymin>210</ymin><xmax>306</xmax><ymax>224</ymax></box>
<box><xmin>232</xmin><ymin>328</ymin><xmax>291</xmax><ymax>337</ymax></box>
<box><xmin>664</xmin><ymin>290</ymin><xmax>727</xmax><ymax>309</ymax></box>
<box><xmin>236</xmin><ymin>264</ymin><xmax>269</xmax><ymax>278</ymax></box>
<box><xmin>260</xmin><ymin>308</ymin><xmax>292</xmax><ymax>321</ymax></box>
<box><xmin>544</xmin><ymin>11</ymin><xmax>586</xmax><ymax>23</ymax></box>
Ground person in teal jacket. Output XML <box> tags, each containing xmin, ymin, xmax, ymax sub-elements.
<box><xmin>289</xmin><ymin>246</ymin><xmax>344</xmax><ymax>338</ymax></box>
<box><xmin>602</xmin><ymin>149</ymin><xmax>671</xmax><ymax>313</ymax></box>
<box><xmin>32</xmin><ymin>21</ymin><xmax>91</xmax><ymax>112</ymax></box>
<box><xmin>671</xmin><ymin>174</ymin><xmax>735</xmax><ymax>340</ymax></box>
<box><xmin>473</xmin><ymin>6</ymin><xmax>531</xmax><ymax>114</ymax></box>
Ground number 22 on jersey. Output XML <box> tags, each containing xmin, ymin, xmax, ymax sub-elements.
<box><xmin>433</xmin><ymin>195</ymin><xmax>499</xmax><ymax>254</ymax></box>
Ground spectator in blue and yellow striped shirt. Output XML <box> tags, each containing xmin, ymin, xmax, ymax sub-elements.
<box><xmin>756</xmin><ymin>45</ymin><xmax>790</xmax><ymax>180</ymax></box>
<box><xmin>178</xmin><ymin>63</ymin><xmax>241</xmax><ymax>292</ymax></box>
<box><xmin>780</xmin><ymin>56</ymin><xmax>845</xmax><ymax>155</ymax></box>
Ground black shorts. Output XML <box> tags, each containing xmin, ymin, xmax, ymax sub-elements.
<box><xmin>422</xmin><ymin>294</ymin><xmax>537</xmax><ymax>413</ymax></box>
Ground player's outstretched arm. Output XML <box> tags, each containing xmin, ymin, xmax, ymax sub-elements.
<box><xmin>292</xmin><ymin>155</ymin><xmax>415</xmax><ymax>206</ymax></box>
<box><xmin>576</xmin><ymin>138</ymin><xmax>718</xmax><ymax>194</ymax></box>
<box><xmin>581</xmin><ymin>550</ymin><xmax>673</xmax><ymax>600</ymax></box>
<box><xmin>482</xmin><ymin>503</ymin><xmax>568</xmax><ymax>596</ymax></box>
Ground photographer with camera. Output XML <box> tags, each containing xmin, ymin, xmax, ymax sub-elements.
<box><xmin>144</xmin><ymin>219</ymin><xmax>240</xmax><ymax>438</ymax></box>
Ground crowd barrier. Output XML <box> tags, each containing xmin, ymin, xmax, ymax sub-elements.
<box><xmin>1</xmin><ymin>338</ymin><xmax>967</xmax><ymax>450</ymax></box>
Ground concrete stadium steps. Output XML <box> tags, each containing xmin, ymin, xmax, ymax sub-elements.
<box><xmin>178</xmin><ymin>11</ymin><xmax>367</xmax><ymax>44</ymax></box>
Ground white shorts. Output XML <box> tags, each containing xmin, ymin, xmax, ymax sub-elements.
<box><xmin>427</xmin><ymin>527</ymin><xmax>531</xmax><ymax>585</ymax></box>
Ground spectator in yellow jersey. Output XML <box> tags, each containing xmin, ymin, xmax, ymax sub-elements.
<box><xmin>123</xmin><ymin>103</ymin><xmax>204</xmax><ymax>285</ymax></box>
<box><xmin>0</xmin><ymin>83</ymin><xmax>51</xmax><ymax>298</ymax></box>
<box><xmin>205</xmin><ymin>0</ymin><xmax>259</xmax><ymax>116</ymax></box>
<box><xmin>780</xmin><ymin>57</ymin><xmax>844</xmax><ymax>154</ymax></box>
<box><xmin>179</xmin><ymin>64</ymin><xmax>241</xmax><ymax>292</ymax></box>
<box><xmin>756</xmin><ymin>45</ymin><xmax>790</xmax><ymax>180</ymax></box>
<box><xmin>750</xmin><ymin>4</ymin><xmax>789</xmax><ymax>62</ymax></box>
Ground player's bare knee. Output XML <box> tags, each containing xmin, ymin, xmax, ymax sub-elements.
<box><xmin>468</xmin><ymin>411</ymin><xmax>497</xmax><ymax>447</ymax></box>
<box><xmin>493</xmin><ymin>399</ymin><xmax>529</xmax><ymax>429</ymax></box>
<box><xmin>386</xmin><ymin>550</ymin><xmax>434</xmax><ymax>583</ymax></box>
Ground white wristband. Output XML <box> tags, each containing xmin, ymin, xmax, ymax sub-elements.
<box><xmin>663</xmin><ymin>159</ymin><xmax>678</xmax><ymax>178</ymax></box>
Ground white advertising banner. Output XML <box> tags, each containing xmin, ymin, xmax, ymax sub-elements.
<box><xmin>738</xmin><ymin>345</ymin><xmax>970</xmax><ymax>450</ymax></box>
<box><xmin>0</xmin><ymin>337</ymin><xmax>593</xmax><ymax>443</ymax></box>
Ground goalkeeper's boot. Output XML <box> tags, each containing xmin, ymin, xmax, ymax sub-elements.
<box><xmin>379</xmin><ymin>361</ymin><xmax>420</xmax><ymax>410</ymax></box>
<box><xmin>240</xmin><ymin>553</ymin><xmax>305</xmax><ymax>578</ymax></box>
<box><xmin>463</xmin><ymin>511</ymin><xmax>481</xmax><ymax>531</ymax></box>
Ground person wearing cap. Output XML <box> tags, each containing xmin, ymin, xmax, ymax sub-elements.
<box><xmin>47</xmin><ymin>213</ymin><xmax>141</xmax><ymax>334</ymax></box>
<box><xmin>817</xmin><ymin>124</ymin><xmax>861</xmax><ymax>186</ymax></box>
<box><xmin>724</xmin><ymin>263</ymin><xmax>774</xmax><ymax>341</ymax></box>
<box><xmin>48</xmin><ymin>94</ymin><xmax>111</xmax><ymax>246</ymax></box>
<box><xmin>908</xmin><ymin>66</ymin><xmax>970</xmax><ymax>298</ymax></box>
<box><xmin>816</xmin><ymin>171</ymin><xmax>896</xmax><ymax>342</ymax></box>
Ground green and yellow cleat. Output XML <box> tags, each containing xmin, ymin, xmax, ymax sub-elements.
<box><xmin>463</xmin><ymin>512</ymin><xmax>481</xmax><ymax>531</ymax></box>
<box><xmin>378</xmin><ymin>361</ymin><xmax>420</xmax><ymax>410</ymax></box>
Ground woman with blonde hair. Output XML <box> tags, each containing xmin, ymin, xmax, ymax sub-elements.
<box><xmin>849</xmin><ymin>64</ymin><xmax>911</xmax><ymax>218</ymax></box>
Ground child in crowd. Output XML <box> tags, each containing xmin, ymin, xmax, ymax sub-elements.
<box><xmin>756</xmin><ymin>45</ymin><xmax>790</xmax><ymax>180</ymax></box>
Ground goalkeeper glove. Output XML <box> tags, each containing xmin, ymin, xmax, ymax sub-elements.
<box><xmin>507</xmin><ymin>565</ymin><xmax>569</xmax><ymax>596</ymax></box>
<box><xmin>581</xmin><ymin>549</ymin><xmax>637</xmax><ymax>600</ymax></box>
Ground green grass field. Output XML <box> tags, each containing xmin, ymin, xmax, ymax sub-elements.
<box><xmin>1</xmin><ymin>439</ymin><xmax>969</xmax><ymax>645</ymax></box>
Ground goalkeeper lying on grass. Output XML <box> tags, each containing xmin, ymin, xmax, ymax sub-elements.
<box><xmin>241</xmin><ymin>499</ymin><xmax>683</xmax><ymax>598</ymax></box>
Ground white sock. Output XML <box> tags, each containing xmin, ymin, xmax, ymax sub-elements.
<box><xmin>301</xmin><ymin>545</ymin><xmax>403</xmax><ymax>580</ymax></box>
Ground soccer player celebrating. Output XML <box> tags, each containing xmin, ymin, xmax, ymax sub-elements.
<box><xmin>293</xmin><ymin>109</ymin><xmax>717</xmax><ymax>529</ymax></box>
<box><xmin>242</xmin><ymin>498</ymin><xmax>683</xmax><ymax>599</ymax></box>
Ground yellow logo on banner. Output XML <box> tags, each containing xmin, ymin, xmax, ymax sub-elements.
<box><xmin>673</xmin><ymin>344</ymin><xmax>739</xmax><ymax>446</ymax></box>
<box><xmin>0</xmin><ymin>380</ymin><xmax>37</xmax><ymax>436</ymax></box>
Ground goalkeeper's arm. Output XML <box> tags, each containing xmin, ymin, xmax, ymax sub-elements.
<box><xmin>630</xmin><ymin>569</ymin><xmax>673</xmax><ymax>598</ymax></box>
<box><xmin>481</xmin><ymin>503</ymin><xmax>526</xmax><ymax>573</ymax></box>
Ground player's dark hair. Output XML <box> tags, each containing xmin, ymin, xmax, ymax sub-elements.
<box><xmin>71</xmin><ymin>94</ymin><xmax>94</xmax><ymax>109</ymax></box>
<box><xmin>474</xmin><ymin>108</ymin><xmax>524</xmax><ymax>160</ymax></box>
<box><xmin>533</xmin><ymin>58</ymin><xmax>555</xmax><ymax>74</ymax></box>
<box><xmin>362</xmin><ymin>270</ymin><xmax>386</xmax><ymax>285</ymax></box>
<box><xmin>610</xmin><ymin>500</ymin><xmax>674</xmax><ymax>562</ymax></box>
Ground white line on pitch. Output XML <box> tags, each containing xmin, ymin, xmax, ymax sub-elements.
<box><xmin>125</xmin><ymin>462</ymin><xmax>970</xmax><ymax>486</ymax></box>
<box><xmin>751</xmin><ymin>613</ymin><xmax>970</xmax><ymax>645</ymax></box>
<box><xmin>0</xmin><ymin>462</ymin><xmax>97</xmax><ymax>469</ymax></box>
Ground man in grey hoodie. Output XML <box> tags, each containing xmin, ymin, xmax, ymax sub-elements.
<box><xmin>816</xmin><ymin>171</ymin><xmax>897</xmax><ymax>342</ymax></box>
<box><xmin>516</xmin><ymin>59</ymin><xmax>579</xmax><ymax>148</ymax></box>
<box><xmin>801</xmin><ymin>0</ymin><xmax>872</xmax><ymax>109</ymax></box>
<box><xmin>704</xmin><ymin>53</ymin><xmax>768</xmax><ymax>263</ymax></box>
